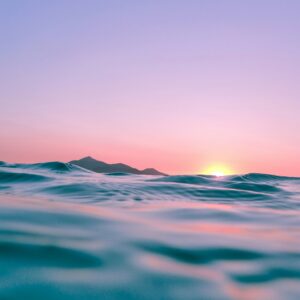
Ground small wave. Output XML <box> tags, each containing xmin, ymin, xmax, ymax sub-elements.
<box><xmin>225</xmin><ymin>182</ymin><xmax>283</xmax><ymax>193</ymax></box>
<box><xmin>142</xmin><ymin>183</ymin><xmax>274</xmax><ymax>203</ymax></box>
<box><xmin>231</xmin><ymin>173</ymin><xmax>300</xmax><ymax>182</ymax></box>
<box><xmin>0</xmin><ymin>161</ymin><xmax>88</xmax><ymax>173</ymax></box>
<box><xmin>137</xmin><ymin>242</ymin><xmax>266</xmax><ymax>264</ymax></box>
<box><xmin>232</xmin><ymin>264</ymin><xmax>300</xmax><ymax>284</ymax></box>
<box><xmin>149</xmin><ymin>174</ymin><xmax>293</xmax><ymax>195</ymax></box>
<box><xmin>149</xmin><ymin>175</ymin><xmax>212</xmax><ymax>185</ymax></box>
<box><xmin>40</xmin><ymin>183</ymin><xmax>103</xmax><ymax>196</ymax></box>
<box><xmin>0</xmin><ymin>239</ymin><xmax>102</xmax><ymax>268</ymax></box>
<box><xmin>105</xmin><ymin>172</ymin><xmax>132</xmax><ymax>176</ymax></box>
<box><xmin>38</xmin><ymin>183</ymin><xmax>120</xmax><ymax>202</ymax></box>
<box><xmin>0</xmin><ymin>170</ymin><xmax>51</xmax><ymax>183</ymax></box>
<box><xmin>25</xmin><ymin>161</ymin><xmax>86</xmax><ymax>173</ymax></box>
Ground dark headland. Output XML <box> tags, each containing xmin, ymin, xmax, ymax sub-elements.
<box><xmin>70</xmin><ymin>156</ymin><xmax>167</xmax><ymax>176</ymax></box>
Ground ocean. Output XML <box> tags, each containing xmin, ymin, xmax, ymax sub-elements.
<box><xmin>0</xmin><ymin>161</ymin><xmax>299</xmax><ymax>300</ymax></box>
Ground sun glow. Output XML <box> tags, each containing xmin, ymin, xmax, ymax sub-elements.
<box><xmin>201</xmin><ymin>164</ymin><xmax>234</xmax><ymax>177</ymax></box>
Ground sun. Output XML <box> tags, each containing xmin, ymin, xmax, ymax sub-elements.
<box><xmin>201</xmin><ymin>164</ymin><xmax>234</xmax><ymax>177</ymax></box>
<box><xmin>212</xmin><ymin>171</ymin><xmax>225</xmax><ymax>177</ymax></box>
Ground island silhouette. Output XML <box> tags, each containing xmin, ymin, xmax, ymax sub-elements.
<box><xmin>70</xmin><ymin>156</ymin><xmax>167</xmax><ymax>176</ymax></box>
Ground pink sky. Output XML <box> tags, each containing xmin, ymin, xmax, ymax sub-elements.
<box><xmin>0</xmin><ymin>1</ymin><xmax>299</xmax><ymax>175</ymax></box>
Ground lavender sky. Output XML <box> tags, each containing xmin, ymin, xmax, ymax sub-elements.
<box><xmin>0</xmin><ymin>0</ymin><xmax>299</xmax><ymax>175</ymax></box>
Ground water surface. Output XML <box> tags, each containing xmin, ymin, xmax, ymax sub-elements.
<box><xmin>0</xmin><ymin>161</ymin><xmax>300</xmax><ymax>299</ymax></box>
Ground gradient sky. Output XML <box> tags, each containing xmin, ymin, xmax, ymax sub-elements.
<box><xmin>1</xmin><ymin>0</ymin><xmax>299</xmax><ymax>175</ymax></box>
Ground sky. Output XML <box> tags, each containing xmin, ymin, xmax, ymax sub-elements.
<box><xmin>0</xmin><ymin>0</ymin><xmax>299</xmax><ymax>175</ymax></box>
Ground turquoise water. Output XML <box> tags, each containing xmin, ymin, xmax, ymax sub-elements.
<box><xmin>0</xmin><ymin>161</ymin><xmax>300</xmax><ymax>300</ymax></box>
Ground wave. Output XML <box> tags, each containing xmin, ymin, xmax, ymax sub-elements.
<box><xmin>225</xmin><ymin>181</ymin><xmax>283</xmax><ymax>193</ymax></box>
<box><xmin>26</xmin><ymin>161</ymin><xmax>80</xmax><ymax>172</ymax></box>
<box><xmin>0</xmin><ymin>162</ymin><xmax>297</xmax><ymax>206</ymax></box>
<box><xmin>39</xmin><ymin>183</ymin><xmax>116</xmax><ymax>201</ymax></box>
<box><xmin>0</xmin><ymin>170</ymin><xmax>51</xmax><ymax>183</ymax></box>
<box><xmin>230</xmin><ymin>172</ymin><xmax>300</xmax><ymax>182</ymax></box>
<box><xmin>148</xmin><ymin>173</ymin><xmax>288</xmax><ymax>195</ymax></box>
<box><xmin>1</xmin><ymin>161</ymin><xmax>88</xmax><ymax>173</ymax></box>
<box><xmin>105</xmin><ymin>172</ymin><xmax>132</xmax><ymax>176</ymax></box>
<box><xmin>149</xmin><ymin>175</ymin><xmax>212</xmax><ymax>185</ymax></box>
<box><xmin>152</xmin><ymin>173</ymin><xmax>300</xmax><ymax>185</ymax></box>
<box><xmin>26</xmin><ymin>161</ymin><xmax>91</xmax><ymax>174</ymax></box>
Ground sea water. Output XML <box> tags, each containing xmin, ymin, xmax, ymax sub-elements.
<box><xmin>0</xmin><ymin>161</ymin><xmax>299</xmax><ymax>299</ymax></box>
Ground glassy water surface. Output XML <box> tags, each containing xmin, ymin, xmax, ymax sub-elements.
<box><xmin>0</xmin><ymin>161</ymin><xmax>300</xmax><ymax>299</ymax></box>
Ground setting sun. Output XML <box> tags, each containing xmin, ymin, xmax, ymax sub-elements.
<box><xmin>201</xmin><ymin>164</ymin><xmax>235</xmax><ymax>177</ymax></box>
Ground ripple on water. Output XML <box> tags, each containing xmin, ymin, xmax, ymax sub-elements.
<box><xmin>0</xmin><ymin>163</ymin><xmax>299</xmax><ymax>299</ymax></box>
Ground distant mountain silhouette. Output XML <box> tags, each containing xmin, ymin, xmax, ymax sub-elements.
<box><xmin>69</xmin><ymin>156</ymin><xmax>167</xmax><ymax>176</ymax></box>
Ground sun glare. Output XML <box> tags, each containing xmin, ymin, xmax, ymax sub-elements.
<box><xmin>201</xmin><ymin>164</ymin><xmax>234</xmax><ymax>177</ymax></box>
